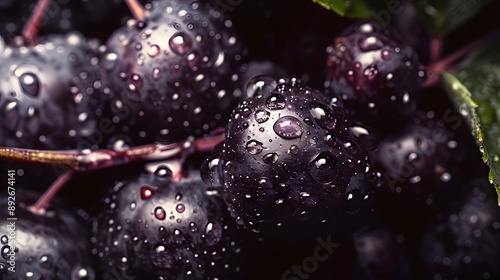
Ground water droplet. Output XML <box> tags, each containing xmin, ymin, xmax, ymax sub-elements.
<box><xmin>154</xmin><ymin>165</ymin><xmax>172</xmax><ymax>178</ymax></box>
<box><xmin>154</xmin><ymin>207</ymin><xmax>166</xmax><ymax>220</ymax></box>
<box><xmin>345</xmin><ymin>189</ymin><xmax>363</xmax><ymax>214</ymax></box>
<box><xmin>175</xmin><ymin>193</ymin><xmax>183</xmax><ymax>201</ymax></box>
<box><xmin>246</xmin><ymin>75</ymin><xmax>277</xmax><ymax>98</ymax></box>
<box><xmin>308</xmin><ymin>152</ymin><xmax>339</xmax><ymax>184</ymax></box>
<box><xmin>310</xmin><ymin>102</ymin><xmax>337</xmax><ymax>130</ymax></box>
<box><xmin>103</xmin><ymin>52</ymin><xmax>118</xmax><ymax>70</ymax></box>
<box><xmin>325</xmin><ymin>133</ymin><xmax>336</xmax><ymax>147</ymax></box>
<box><xmin>19</xmin><ymin>73</ymin><xmax>40</xmax><ymax>97</ymax></box>
<box><xmin>189</xmin><ymin>222</ymin><xmax>198</xmax><ymax>232</ymax></box>
<box><xmin>205</xmin><ymin>221</ymin><xmax>222</xmax><ymax>246</ymax></box>
<box><xmin>262</xmin><ymin>153</ymin><xmax>279</xmax><ymax>164</ymax></box>
<box><xmin>176</xmin><ymin>204</ymin><xmax>185</xmax><ymax>213</ymax></box>
<box><xmin>344</xmin><ymin>142</ymin><xmax>357</xmax><ymax>155</ymax></box>
<box><xmin>300</xmin><ymin>192</ymin><xmax>319</xmax><ymax>207</ymax></box>
<box><xmin>273</xmin><ymin>116</ymin><xmax>303</xmax><ymax>139</ymax></box>
<box><xmin>0</xmin><ymin>235</ymin><xmax>8</xmax><ymax>244</ymax></box>
<box><xmin>71</xmin><ymin>265</ymin><xmax>95</xmax><ymax>280</ymax></box>
<box><xmin>130</xmin><ymin>74</ymin><xmax>142</xmax><ymax>90</ymax></box>
<box><xmin>246</xmin><ymin>140</ymin><xmax>264</xmax><ymax>155</ymax></box>
<box><xmin>152</xmin><ymin>68</ymin><xmax>161</xmax><ymax>80</ymax></box>
<box><xmin>1</xmin><ymin>245</ymin><xmax>10</xmax><ymax>259</ymax></box>
<box><xmin>382</xmin><ymin>50</ymin><xmax>392</xmax><ymax>60</ymax></box>
<box><xmin>359</xmin><ymin>23</ymin><xmax>374</xmax><ymax>33</ymax></box>
<box><xmin>359</xmin><ymin>36</ymin><xmax>383</xmax><ymax>51</ymax></box>
<box><xmin>169</xmin><ymin>32</ymin><xmax>192</xmax><ymax>55</ymax></box>
<box><xmin>363</xmin><ymin>65</ymin><xmax>378</xmax><ymax>80</ymax></box>
<box><xmin>141</xmin><ymin>186</ymin><xmax>155</xmax><ymax>200</ymax></box>
<box><xmin>288</xmin><ymin>145</ymin><xmax>299</xmax><ymax>155</ymax></box>
<box><xmin>150</xmin><ymin>245</ymin><xmax>174</xmax><ymax>268</ymax></box>
<box><xmin>148</xmin><ymin>44</ymin><xmax>160</xmax><ymax>57</ymax></box>
<box><xmin>254</xmin><ymin>109</ymin><xmax>270</xmax><ymax>123</ymax></box>
<box><xmin>39</xmin><ymin>255</ymin><xmax>53</xmax><ymax>269</ymax></box>
<box><xmin>201</xmin><ymin>153</ymin><xmax>223</xmax><ymax>187</ymax></box>
<box><xmin>266</xmin><ymin>94</ymin><xmax>286</xmax><ymax>110</ymax></box>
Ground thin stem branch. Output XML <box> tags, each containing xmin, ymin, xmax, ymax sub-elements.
<box><xmin>0</xmin><ymin>130</ymin><xmax>226</xmax><ymax>172</ymax></box>
<box><xmin>431</xmin><ymin>37</ymin><xmax>442</xmax><ymax>62</ymax></box>
<box><xmin>22</xmin><ymin>0</ymin><xmax>52</xmax><ymax>45</ymax></box>
<box><xmin>124</xmin><ymin>0</ymin><xmax>146</xmax><ymax>21</ymax></box>
<box><xmin>29</xmin><ymin>171</ymin><xmax>75</xmax><ymax>215</ymax></box>
<box><xmin>428</xmin><ymin>29</ymin><xmax>500</xmax><ymax>73</ymax></box>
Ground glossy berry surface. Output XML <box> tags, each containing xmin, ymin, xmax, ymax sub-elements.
<box><xmin>373</xmin><ymin>111</ymin><xmax>465</xmax><ymax>195</ymax></box>
<box><xmin>91</xmin><ymin>166</ymin><xmax>242</xmax><ymax>279</ymax></box>
<box><xmin>0</xmin><ymin>191</ymin><xmax>96</xmax><ymax>280</ymax></box>
<box><xmin>202</xmin><ymin>76</ymin><xmax>380</xmax><ymax>240</ymax></box>
<box><xmin>102</xmin><ymin>0</ymin><xmax>246</xmax><ymax>145</ymax></box>
<box><xmin>0</xmin><ymin>32</ymin><xmax>109</xmax><ymax>151</ymax></box>
<box><xmin>326</xmin><ymin>21</ymin><xmax>426</xmax><ymax>120</ymax></box>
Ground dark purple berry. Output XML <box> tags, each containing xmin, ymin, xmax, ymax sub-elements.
<box><xmin>0</xmin><ymin>32</ymin><xmax>110</xmax><ymax>151</ymax></box>
<box><xmin>92</xmin><ymin>166</ymin><xmax>242</xmax><ymax>279</ymax></box>
<box><xmin>325</xmin><ymin>20</ymin><xmax>426</xmax><ymax>120</ymax></box>
<box><xmin>373</xmin><ymin>111</ymin><xmax>465</xmax><ymax>195</ymax></box>
<box><xmin>102</xmin><ymin>0</ymin><xmax>246</xmax><ymax>145</ymax></box>
<box><xmin>202</xmin><ymin>76</ymin><xmax>380</xmax><ymax>240</ymax></box>
<box><xmin>419</xmin><ymin>178</ymin><xmax>500</xmax><ymax>280</ymax></box>
<box><xmin>0</xmin><ymin>190</ymin><xmax>96</xmax><ymax>280</ymax></box>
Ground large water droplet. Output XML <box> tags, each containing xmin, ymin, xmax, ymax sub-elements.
<box><xmin>310</xmin><ymin>102</ymin><xmax>337</xmax><ymax>130</ymax></box>
<box><xmin>246</xmin><ymin>140</ymin><xmax>264</xmax><ymax>155</ymax></box>
<box><xmin>205</xmin><ymin>221</ymin><xmax>222</xmax><ymax>246</ymax></box>
<box><xmin>176</xmin><ymin>204</ymin><xmax>185</xmax><ymax>213</ymax></box>
<box><xmin>266</xmin><ymin>94</ymin><xmax>286</xmax><ymax>110</ymax></box>
<box><xmin>141</xmin><ymin>186</ymin><xmax>155</xmax><ymax>200</ymax></box>
<box><xmin>359</xmin><ymin>36</ymin><xmax>383</xmax><ymax>51</ymax></box>
<box><xmin>254</xmin><ymin>109</ymin><xmax>270</xmax><ymax>123</ymax></box>
<box><xmin>19</xmin><ymin>73</ymin><xmax>40</xmax><ymax>97</ymax></box>
<box><xmin>0</xmin><ymin>235</ymin><xmax>8</xmax><ymax>244</ymax></box>
<box><xmin>169</xmin><ymin>32</ymin><xmax>192</xmax><ymax>55</ymax></box>
<box><xmin>262</xmin><ymin>153</ymin><xmax>279</xmax><ymax>164</ymax></box>
<box><xmin>154</xmin><ymin>207</ymin><xmax>166</xmax><ymax>220</ymax></box>
<box><xmin>273</xmin><ymin>116</ymin><xmax>303</xmax><ymax>139</ymax></box>
<box><xmin>246</xmin><ymin>75</ymin><xmax>277</xmax><ymax>98</ymax></box>
<box><xmin>308</xmin><ymin>152</ymin><xmax>339</xmax><ymax>184</ymax></box>
<box><xmin>148</xmin><ymin>44</ymin><xmax>160</xmax><ymax>57</ymax></box>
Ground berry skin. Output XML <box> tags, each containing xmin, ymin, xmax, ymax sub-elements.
<box><xmin>419</xmin><ymin>178</ymin><xmax>500</xmax><ymax>280</ymax></box>
<box><xmin>202</xmin><ymin>76</ymin><xmax>380</xmax><ymax>241</ymax></box>
<box><xmin>92</xmin><ymin>166</ymin><xmax>243</xmax><ymax>280</ymax></box>
<box><xmin>102</xmin><ymin>0</ymin><xmax>246</xmax><ymax>145</ymax></box>
<box><xmin>373</xmin><ymin>111</ymin><xmax>465</xmax><ymax>195</ymax></box>
<box><xmin>0</xmin><ymin>190</ymin><xmax>96</xmax><ymax>280</ymax></box>
<box><xmin>0</xmin><ymin>32</ymin><xmax>110</xmax><ymax>151</ymax></box>
<box><xmin>325</xmin><ymin>20</ymin><xmax>426</xmax><ymax>120</ymax></box>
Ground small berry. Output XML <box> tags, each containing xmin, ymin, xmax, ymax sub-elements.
<box><xmin>0</xmin><ymin>190</ymin><xmax>96</xmax><ymax>280</ymax></box>
<box><xmin>202</xmin><ymin>76</ymin><xmax>380</xmax><ymax>240</ymax></box>
<box><xmin>102</xmin><ymin>0</ymin><xmax>246</xmax><ymax>145</ymax></box>
<box><xmin>325</xmin><ymin>20</ymin><xmax>426</xmax><ymax>120</ymax></box>
<box><xmin>92</xmin><ymin>166</ymin><xmax>242</xmax><ymax>279</ymax></box>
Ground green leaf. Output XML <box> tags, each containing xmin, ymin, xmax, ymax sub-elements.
<box><xmin>442</xmin><ymin>69</ymin><xmax>500</xmax><ymax>205</ymax></box>
<box><xmin>412</xmin><ymin>0</ymin><xmax>491</xmax><ymax>36</ymax></box>
<box><xmin>311</xmin><ymin>0</ymin><xmax>372</xmax><ymax>18</ymax></box>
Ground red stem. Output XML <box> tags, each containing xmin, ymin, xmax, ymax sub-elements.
<box><xmin>428</xmin><ymin>29</ymin><xmax>500</xmax><ymax>73</ymax></box>
<box><xmin>29</xmin><ymin>171</ymin><xmax>75</xmax><ymax>215</ymax></box>
<box><xmin>431</xmin><ymin>37</ymin><xmax>442</xmax><ymax>62</ymax></box>
<box><xmin>22</xmin><ymin>0</ymin><xmax>52</xmax><ymax>45</ymax></box>
<box><xmin>124</xmin><ymin>0</ymin><xmax>146</xmax><ymax>21</ymax></box>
